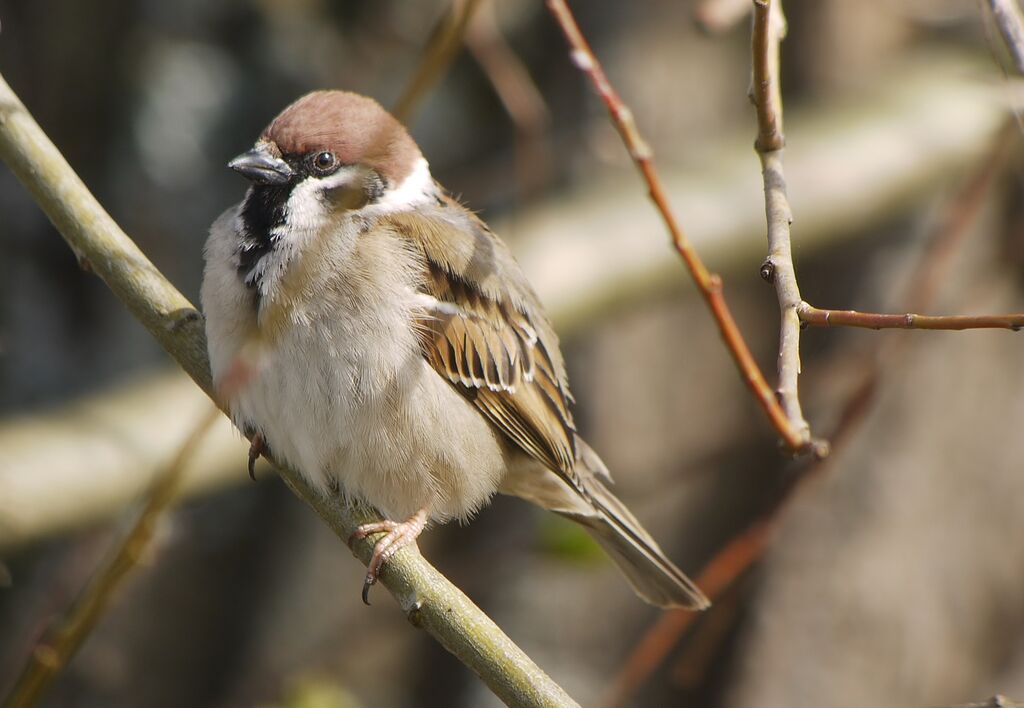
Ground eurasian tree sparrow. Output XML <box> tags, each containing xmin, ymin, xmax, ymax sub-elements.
<box><xmin>201</xmin><ymin>91</ymin><xmax>709</xmax><ymax>610</ymax></box>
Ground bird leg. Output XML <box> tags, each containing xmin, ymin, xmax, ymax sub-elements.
<box><xmin>247</xmin><ymin>434</ymin><xmax>267</xmax><ymax>480</ymax></box>
<box><xmin>349</xmin><ymin>508</ymin><xmax>430</xmax><ymax>605</ymax></box>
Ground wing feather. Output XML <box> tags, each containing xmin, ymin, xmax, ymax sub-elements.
<box><xmin>386</xmin><ymin>207</ymin><xmax>581</xmax><ymax>487</ymax></box>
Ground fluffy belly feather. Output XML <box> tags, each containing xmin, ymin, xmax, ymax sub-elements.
<box><xmin>220</xmin><ymin>329</ymin><xmax>510</xmax><ymax>523</ymax></box>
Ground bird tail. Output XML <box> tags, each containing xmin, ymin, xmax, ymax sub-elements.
<box><xmin>500</xmin><ymin>440</ymin><xmax>710</xmax><ymax>610</ymax></box>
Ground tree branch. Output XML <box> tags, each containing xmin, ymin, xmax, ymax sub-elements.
<box><xmin>797</xmin><ymin>306</ymin><xmax>1024</xmax><ymax>331</ymax></box>
<box><xmin>602</xmin><ymin>112</ymin><xmax>1013</xmax><ymax>708</ymax></box>
<box><xmin>750</xmin><ymin>0</ymin><xmax>826</xmax><ymax>456</ymax></box>
<box><xmin>986</xmin><ymin>0</ymin><xmax>1024</xmax><ymax>76</ymax></box>
<box><xmin>3</xmin><ymin>407</ymin><xmax>221</xmax><ymax>708</ymax></box>
<box><xmin>545</xmin><ymin>0</ymin><xmax>816</xmax><ymax>456</ymax></box>
<box><xmin>0</xmin><ymin>72</ymin><xmax>578</xmax><ymax>708</ymax></box>
<box><xmin>392</xmin><ymin>0</ymin><xmax>483</xmax><ymax>124</ymax></box>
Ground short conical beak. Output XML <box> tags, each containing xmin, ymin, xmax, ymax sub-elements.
<box><xmin>228</xmin><ymin>148</ymin><xmax>294</xmax><ymax>185</ymax></box>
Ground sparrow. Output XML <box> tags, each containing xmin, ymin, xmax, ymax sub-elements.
<box><xmin>201</xmin><ymin>90</ymin><xmax>709</xmax><ymax>610</ymax></box>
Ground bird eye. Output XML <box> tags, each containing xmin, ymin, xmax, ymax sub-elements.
<box><xmin>311</xmin><ymin>151</ymin><xmax>338</xmax><ymax>175</ymax></box>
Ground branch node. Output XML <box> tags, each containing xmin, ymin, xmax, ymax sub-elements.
<box><xmin>167</xmin><ymin>308</ymin><xmax>203</xmax><ymax>332</ymax></box>
<box><xmin>808</xmin><ymin>438</ymin><xmax>831</xmax><ymax>459</ymax></box>
<box><xmin>406</xmin><ymin>599</ymin><xmax>425</xmax><ymax>627</ymax></box>
<box><xmin>570</xmin><ymin>48</ymin><xmax>593</xmax><ymax>71</ymax></box>
<box><xmin>759</xmin><ymin>258</ymin><xmax>775</xmax><ymax>282</ymax></box>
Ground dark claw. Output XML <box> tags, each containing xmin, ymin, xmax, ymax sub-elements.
<box><xmin>247</xmin><ymin>434</ymin><xmax>265</xmax><ymax>481</ymax></box>
<box><xmin>362</xmin><ymin>574</ymin><xmax>376</xmax><ymax>605</ymax></box>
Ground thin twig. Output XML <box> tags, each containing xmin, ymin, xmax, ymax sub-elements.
<box><xmin>986</xmin><ymin>0</ymin><xmax>1024</xmax><ymax>76</ymax></box>
<box><xmin>750</xmin><ymin>0</ymin><xmax>825</xmax><ymax>456</ymax></box>
<box><xmin>602</xmin><ymin>113</ymin><xmax>1013</xmax><ymax>708</ymax></box>
<box><xmin>0</xmin><ymin>72</ymin><xmax>579</xmax><ymax>708</ymax></box>
<box><xmin>601</xmin><ymin>519</ymin><xmax>774</xmax><ymax>708</ymax></box>
<box><xmin>392</xmin><ymin>0</ymin><xmax>483</xmax><ymax>124</ymax></box>
<box><xmin>545</xmin><ymin>0</ymin><xmax>816</xmax><ymax>456</ymax></box>
<box><xmin>798</xmin><ymin>306</ymin><xmax>1024</xmax><ymax>331</ymax></box>
<box><xmin>3</xmin><ymin>405</ymin><xmax>221</xmax><ymax>708</ymax></box>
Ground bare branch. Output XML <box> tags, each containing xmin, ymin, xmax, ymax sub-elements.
<box><xmin>750</xmin><ymin>0</ymin><xmax>825</xmax><ymax>454</ymax></box>
<box><xmin>0</xmin><ymin>72</ymin><xmax>578</xmax><ymax>708</ymax></box>
<box><xmin>603</xmin><ymin>112</ymin><xmax>1012</xmax><ymax>708</ymax></box>
<box><xmin>392</xmin><ymin>0</ymin><xmax>483</xmax><ymax>124</ymax></box>
<box><xmin>752</xmin><ymin>0</ymin><xmax>786</xmax><ymax>152</ymax></box>
<box><xmin>3</xmin><ymin>407</ymin><xmax>220</xmax><ymax>708</ymax></box>
<box><xmin>465</xmin><ymin>1</ymin><xmax>552</xmax><ymax>194</ymax></box>
<box><xmin>986</xmin><ymin>0</ymin><xmax>1024</xmax><ymax>76</ymax></box>
<box><xmin>545</xmin><ymin>0</ymin><xmax>816</xmax><ymax>456</ymax></box>
<box><xmin>798</xmin><ymin>306</ymin><xmax>1024</xmax><ymax>331</ymax></box>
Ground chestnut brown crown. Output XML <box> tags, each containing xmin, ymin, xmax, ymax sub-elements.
<box><xmin>260</xmin><ymin>91</ymin><xmax>422</xmax><ymax>186</ymax></box>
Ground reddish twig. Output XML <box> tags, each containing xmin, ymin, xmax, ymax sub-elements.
<box><xmin>602</xmin><ymin>114</ymin><xmax>1014</xmax><ymax>708</ymax></box>
<box><xmin>602</xmin><ymin>519</ymin><xmax>776</xmax><ymax>708</ymax></box>
<box><xmin>545</xmin><ymin>0</ymin><xmax>817</xmax><ymax>456</ymax></box>
<box><xmin>798</xmin><ymin>307</ymin><xmax>1024</xmax><ymax>331</ymax></box>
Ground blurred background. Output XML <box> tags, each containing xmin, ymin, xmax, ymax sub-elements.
<box><xmin>1</xmin><ymin>1</ymin><xmax>1023</xmax><ymax>706</ymax></box>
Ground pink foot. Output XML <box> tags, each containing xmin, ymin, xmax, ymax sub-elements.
<box><xmin>349</xmin><ymin>508</ymin><xmax>429</xmax><ymax>605</ymax></box>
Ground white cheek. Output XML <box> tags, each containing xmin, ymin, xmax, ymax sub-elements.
<box><xmin>284</xmin><ymin>166</ymin><xmax>364</xmax><ymax>231</ymax></box>
<box><xmin>367</xmin><ymin>157</ymin><xmax>434</xmax><ymax>213</ymax></box>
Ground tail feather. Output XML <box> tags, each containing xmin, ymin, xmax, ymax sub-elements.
<box><xmin>563</xmin><ymin>478</ymin><xmax>709</xmax><ymax>610</ymax></box>
<box><xmin>499</xmin><ymin>441</ymin><xmax>710</xmax><ymax>610</ymax></box>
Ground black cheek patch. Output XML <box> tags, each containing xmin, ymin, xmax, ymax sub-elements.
<box><xmin>364</xmin><ymin>171</ymin><xmax>387</xmax><ymax>204</ymax></box>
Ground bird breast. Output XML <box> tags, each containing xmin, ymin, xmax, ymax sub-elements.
<box><xmin>202</xmin><ymin>208</ymin><xmax>510</xmax><ymax>522</ymax></box>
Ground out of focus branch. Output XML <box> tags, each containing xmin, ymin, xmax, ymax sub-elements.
<box><xmin>694</xmin><ymin>0</ymin><xmax>752</xmax><ymax>34</ymax></box>
<box><xmin>465</xmin><ymin>1</ymin><xmax>552</xmax><ymax>194</ymax></box>
<box><xmin>0</xmin><ymin>371</ymin><xmax>248</xmax><ymax>550</ymax></box>
<box><xmin>0</xmin><ymin>73</ymin><xmax>578</xmax><ymax>708</ymax></box>
<box><xmin>3</xmin><ymin>407</ymin><xmax>220</xmax><ymax>708</ymax></box>
<box><xmin>986</xmin><ymin>0</ymin><xmax>1024</xmax><ymax>75</ymax></box>
<box><xmin>545</xmin><ymin>0</ymin><xmax>814</xmax><ymax>455</ymax></box>
<box><xmin>393</xmin><ymin>0</ymin><xmax>482</xmax><ymax>123</ymax></box>
<box><xmin>939</xmin><ymin>697</ymin><xmax>1024</xmax><ymax>708</ymax></box>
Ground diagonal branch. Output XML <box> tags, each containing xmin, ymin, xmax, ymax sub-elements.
<box><xmin>986</xmin><ymin>0</ymin><xmax>1024</xmax><ymax>76</ymax></box>
<box><xmin>545</xmin><ymin>0</ymin><xmax>819</xmax><ymax>456</ymax></box>
<box><xmin>0</xmin><ymin>73</ymin><xmax>578</xmax><ymax>708</ymax></box>
<box><xmin>3</xmin><ymin>407</ymin><xmax>221</xmax><ymax>708</ymax></box>
<box><xmin>392</xmin><ymin>0</ymin><xmax>483</xmax><ymax>124</ymax></box>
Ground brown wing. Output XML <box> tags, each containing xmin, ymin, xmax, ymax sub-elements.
<box><xmin>383</xmin><ymin>203</ymin><xmax>582</xmax><ymax>488</ymax></box>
